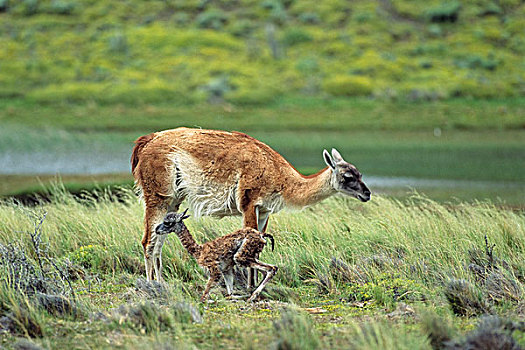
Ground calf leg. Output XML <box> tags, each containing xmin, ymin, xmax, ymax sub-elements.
<box><xmin>222</xmin><ymin>268</ymin><xmax>234</xmax><ymax>297</ymax></box>
<box><xmin>247</xmin><ymin>261</ymin><xmax>278</xmax><ymax>302</ymax></box>
<box><xmin>201</xmin><ymin>266</ymin><xmax>222</xmax><ymax>302</ymax></box>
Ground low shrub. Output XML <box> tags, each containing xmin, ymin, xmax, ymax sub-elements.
<box><xmin>0</xmin><ymin>307</ymin><xmax>43</xmax><ymax>338</ymax></box>
<box><xmin>273</xmin><ymin>308</ymin><xmax>322</xmax><ymax>350</ymax></box>
<box><xmin>446</xmin><ymin>316</ymin><xmax>524</xmax><ymax>350</ymax></box>
<box><xmin>344</xmin><ymin>273</ymin><xmax>426</xmax><ymax>307</ymax></box>
<box><xmin>420</xmin><ymin>311</ymin><xmax>454</xmax><ymax>350</ymax></box>
<box><xmin>112</xmin><ymin>301</ymin><xmax>175</xmax><ymax>334</ymax></box>
<box><xmin>69</xmin><ymin>244</ymin><xmax>106</xmax><ymax>270</ymax></box>
<box><xmin>444</xmin><ymin>279</ymin><xmax>489</xmax><ymax>316</ymax></box>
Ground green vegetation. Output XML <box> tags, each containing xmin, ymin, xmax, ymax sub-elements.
<box><xmin>0</xmin><ymin>191</ymin><xmax>524</xmax><ymax>348</ymax></box>
<box><xmin>0</xmin><ymin>0</ymin><xmax>524</xmax><ymax>103</ymax></box>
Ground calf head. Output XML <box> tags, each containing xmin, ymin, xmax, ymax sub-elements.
<box><xmin>155</xmin><ymin>208</ymin><xmax>190</xmax><ymax>235</ymax></box>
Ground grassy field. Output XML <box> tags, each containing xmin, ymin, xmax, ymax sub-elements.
<box><xmin>2</xmin><ymin>97</ymin><xmax>524</xmax><ymax>132</ymax></box>
<box><xmin>1</xmin><ymin>1</ymin><xmax>524</xmax><ymax>347</ymax></box>
<box><xmin>0</xmin><ymin>191</ymin><xmax>524</xmax><ymax>349</ymax></box>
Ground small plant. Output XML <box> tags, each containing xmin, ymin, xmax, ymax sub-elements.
<box><xmin>273</xmin><ymin>308</ymin><xmax>322</xmax><ymax>350</ymax></box>
<box><xmin>420</xmin><ymin>310</ymin><xmax>454</xmax><ymax>350</ymax></box>
<box><xmin>444</xmin><ymin>279</ymin><xmax>489</xmax><ymax>317</ymax></box>
<box><xmin>112</xmin><ymin>301</ymin><xmax>175</xmax><ymax>334</ymax></box>
<box><xmin>445</xmin><ymin>316</ymin><xmax>524</xmax><ymax>350</ymax></box>
<box><xmin>68</xmin><ymin>244</ymin><xmax>105</xmax><ymax>270</ymax></box>
<box><xmin>0</xmin><ymin>211</ymin><xmax>74</xmax><ymax>297</ymax></box>
<box><xmin>467</xmin><ymin>235</ymin><xmax>524</xmax><ymax>305</ymax></box>
<box><xmin>344</xmin><ymin>273</ymin><xmax>426</xmax><ymax>307</ymax></box>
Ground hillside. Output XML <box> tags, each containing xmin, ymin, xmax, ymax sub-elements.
<box><xmin>1</xmin><ymin>0</ymin><xmax>524</xmax><ymax>105</ymax></box>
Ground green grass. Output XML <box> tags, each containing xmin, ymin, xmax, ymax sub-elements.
<box><xmin>0</xmin><ymin>191</ymin><xmax>524</xmax><ymax>348</ymax></box>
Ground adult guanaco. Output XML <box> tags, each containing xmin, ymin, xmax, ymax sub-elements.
<box><xmin>131</xmin><ymin>127</ymin><xmax>370</xmax><ymax>282</ymax></box>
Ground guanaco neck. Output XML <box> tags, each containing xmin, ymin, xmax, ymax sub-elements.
<box><xmin>176</xmin><ymin>226</ymin><xmax>202</xmax><ymax>259</ymax></box>
<box><xmin>281</xmin><ymin>166</ymin><xmax>336</xmax><ymax>208</ymax></box>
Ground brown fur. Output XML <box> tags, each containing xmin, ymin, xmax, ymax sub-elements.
<box><xmin>131</xmin><ymin>127</ymin><xmax>370</xmax><ymax>281</ymax></box>
<box><xmin>156</xmin><ymin>212</ymin><xmax>277</xmax><ymax>302</ymax></box>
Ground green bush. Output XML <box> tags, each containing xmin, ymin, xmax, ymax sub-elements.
<box><xmin>69</xmin><ymin>244</ymin><xmax>106</xmax><ymax>270</ymax></box>
<box><xmin>322</xmin><ymin>76</ymin><xmax>373</xmax><ymax>96</ymax></box>
<box><xmin>425</xmin><ymin>1</ymin><xmax>461</xmax><ymax>23</ymax></box>
<box><xmin>452</xmin><ymin>78</ymin><xmax>516</xmax><ymax>99</ymax></box>
<box><xmin>49</xmin><ymin>0</ymin><xmax>76</xmax><ymax>15</ymax></box>
<box><xmin>196</xmin><ymin>9</ymin><xmax>228</xmax><ymax>30</ymax></box>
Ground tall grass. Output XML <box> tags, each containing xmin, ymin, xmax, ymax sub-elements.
<box><xmin>0</xmin><ymin>189</ymin><xmax>523</xmax><ymax>348</ymax></box>
<box><xmin>1</xmin><ymin>190</ymin><xmax>523</xmax><ymax>290</ymax></box>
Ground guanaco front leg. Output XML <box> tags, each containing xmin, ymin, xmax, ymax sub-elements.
<box><xmin>242</xmin><ymin>204</ymin><xmax>258</xmax><ymax>289</ymax></box>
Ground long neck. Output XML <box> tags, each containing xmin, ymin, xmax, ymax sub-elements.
<box><xmin>176</xmin><ymin>226</ymin><xmax>202</xmax><ymax>259</ymax></box>
<box><xmin>282</xmin><ymin>166</ymin><xmax>336</xmax><ymax>208</ymax></box>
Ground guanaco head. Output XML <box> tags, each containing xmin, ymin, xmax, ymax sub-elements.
<box><xmin>155</xmin><ymin>208</ymin><xmax>190</xmax><ymax>235</ymax></box>
<box><xmin>323</xmin><ymin>148</ymin><xmax>371</xmax><ymax>202</ymax></box>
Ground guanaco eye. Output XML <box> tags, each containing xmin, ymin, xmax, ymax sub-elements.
<box><xmin>343</xmin><ymin>173</ymin><xmax>354</xmax><ymax>180</ymax></box>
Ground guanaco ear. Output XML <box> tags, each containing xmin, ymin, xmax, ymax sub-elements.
<box><xmin>323</xmin><ymin>149</ymin><xmax>335</xmax><ymax>170</ymax></box>
<box><xmin>331</xmin><ymin>148</ymin><xmax>344</xmax><ymax>163</ymax></box>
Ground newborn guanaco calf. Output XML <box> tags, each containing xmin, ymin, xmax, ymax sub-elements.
<box><xmin>155</xmin><ymin>209</ymin><xmax>277</xmax><ymax>302</ymax></box>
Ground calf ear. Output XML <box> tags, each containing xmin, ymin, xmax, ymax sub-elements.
<box><xmin>323</xmin><ymin>149</ymin><xmax>335</xmax><ymax>170</ymax></box>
